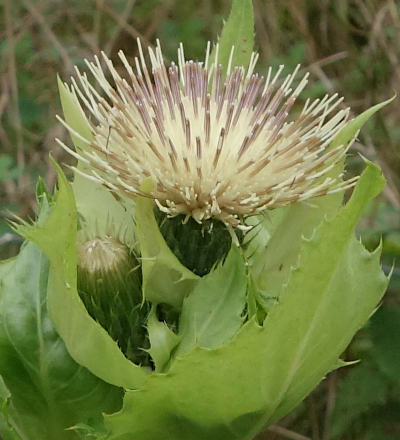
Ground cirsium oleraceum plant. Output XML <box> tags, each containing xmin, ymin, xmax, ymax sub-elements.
<box><xmin>0</xmin><ymin>1</ymin><xmax>393</xmax><ymax>439</ymax></box>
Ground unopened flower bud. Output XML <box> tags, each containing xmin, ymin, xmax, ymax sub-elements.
<box><xmin>77</xmin><ymin>235</ymin><xmax>150</xmax><ymax>365</ymax></box>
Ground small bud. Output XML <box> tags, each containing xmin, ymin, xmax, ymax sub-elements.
<box><xmin>77</xmin><ymin>236</ymin><xmax>133</xmax><ymax>284</ymax></box>
<box><xmin>77</xmin><ymin>235</ymin><xmax>150</xmax><ymax>365</ymax></box>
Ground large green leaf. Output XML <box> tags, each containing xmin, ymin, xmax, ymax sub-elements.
<box><xmin>104</xmin><ymin>161</ymin><xmax>387</xmax><ymax>440</ymax></box>
<box><xmin>175</xmin><ymin>245</ymin><xmax>247</xmax><ymax>357</ymax></box>
<box><xmin>210</xmin><ymin>0</ymin><xmax>254</xmax><ymax>74</ymax></box>
<box><xmin>0</xmin><ymin>240</ymin><xmax>122</xmax><ymax>440</ymax></box>
<box><xmin>14</xmin><ymin>162</ymin><xmax>149</xmax><ymax>389</ymax></box>
<box><xmin>135</xmin><ymin>180</ymin><xmax>199</xmax><ymax>309</ymax></box>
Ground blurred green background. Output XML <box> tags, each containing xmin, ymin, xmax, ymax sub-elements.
<box><xmin>0</xmin><ymin>0</ymin><xmax>399</xmax><ymax>438</ymax></box>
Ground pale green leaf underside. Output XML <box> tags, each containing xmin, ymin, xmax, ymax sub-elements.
<box><xmin>14</xmin><ymin>161</ymin><xmax>149</xmax><ymax>389</ymax></box>
<box><xmin>104</xmin><ymin>162</ymin><xmax>387</xmax><ymax>440</ymax></box>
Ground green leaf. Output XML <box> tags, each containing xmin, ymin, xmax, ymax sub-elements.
<box><xmin>370</xmin><ymin>306</ymin><xmax>400</xmax><ymax>383</ymax></box>
<box><xmin>14</xmin><ymin>161</ymin><xmax>149</xmax><ymax>389</ymax></box>
<box><xmin>58</xmin><ymin>77</ymin><xmax>136</xmax><ymax>245</ymax></box>
<box><xmin>265</xmin><ymin>161</ymin><xmax>387</xmax><ymax>427</ymax></box>
<box><xmin>211</xmin><ymin>0</ymin><xmax>254</xmax><ymax>74</ymax></box>
<box><xmin>147</xmin><ymin>306</ymin><xmax>181</xmax><ymax>372</ymax></box>
<box><xmin>135</xmin><ymin>180</ymin><xmax>199</xmax><ymax>309</ymax></box>
<box><xmin>104</xmin><ymin>162</ymin><xmax>387</xmax><ymax>440</ymax></box>
<box><xmin>0</xmin><ymin>240</ymin><xmax>122</xmax><ymax>440</ymax></box>
<box><xmin>175</xmin><ymin>245</ymin><xmax>247</xmax><ymax>357</ymax></box>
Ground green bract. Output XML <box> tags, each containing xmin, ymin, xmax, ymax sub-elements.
<box><xmin>0</xmin><ymin>1</ymin><xmax>393</xmax><ymax>439</ymax></box>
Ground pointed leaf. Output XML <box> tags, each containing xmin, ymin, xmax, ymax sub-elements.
<box><xmin>258</xmin><ymin>161</ymin><xmax>387</xmax><ymax>427</ymax></box>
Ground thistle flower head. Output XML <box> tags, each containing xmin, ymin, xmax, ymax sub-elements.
<box><xmin>58</xmin><ymin>40</ymin><xmax>357</xmax><ymax>227</ymax></box>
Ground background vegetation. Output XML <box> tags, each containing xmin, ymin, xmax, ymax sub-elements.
<box><xmin>0</xmin><ymin>0</ymin><xmax>399</xmax><ymax>438</ymax></box>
